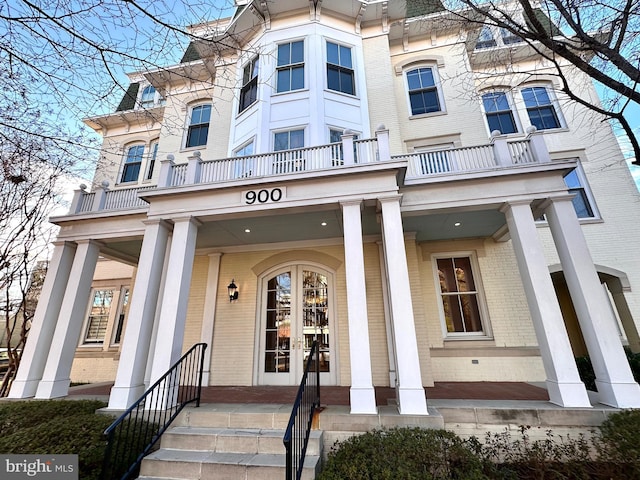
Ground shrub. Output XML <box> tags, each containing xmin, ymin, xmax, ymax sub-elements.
<box><xmin>576</xmin><ymin>347</ymin><xmax>640</xmax><ymax>392</ymax></box>
<box><xmin>0</xmin><ymin>400</ymin><xmax>111</xmax><ymax>480</ymax></box>
<box><xmin>318</xmin><ymin>427</ymin><xmax>488</xmax><ymax>480</ymax></box>
<box><xmin>593</xmin><ymin>409</ymin><xmax>640</xmax><ymax>479</ymax></box>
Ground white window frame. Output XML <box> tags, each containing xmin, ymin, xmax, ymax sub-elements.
<box><xmin>234</xmin><ymin>139</ymin><xmax>255</xmax><ymax>178</ymax></box>
<box><xmin>145</xmin><ymin>140</ymin><xmax>159</xmax><ymax>181</ymax></box>
<box><xmin>185</xmin><ymin>103</ymin><xmax>212</xmax><ymax>149</ymax></box>
<box><xmin>404</xmin><ymin>64</ymin><xmax>446</xmax><ymax>117</ymax></box>
<box><xmin>563</xmin><ymin>162</ymin><xmax>599</xmax><ymax>220</ymax></box>
<box><xmin>431</xmin><ymin>252</ymin><xmax>492</xmax><ymax>339</ymax></box>
<box><xmin>139</xmin><ymin>84</ymin><xmax>165</xmax><ymax>108</ymax></box>
<box><xmin>119</xmin><ymin>144</ymin><xmax>145</xmax><ymax>184</ymax></box>
<box><xmin>82</xmin><ymin>288</ymin><xmax>116</xmax><ymax>345</ymax></box>
<box><xmin>518</xmin><ymin>85</ymin><xmax>565</xmax><ymax>131</ymax></box>
<box><xmin>239</xmin><ymin>56</ymin><xmax>259</xmax><ymax>113</ymax></box>
<box><xmin>481</xmin><ymin>90</ymin><xmax>520</xmax><ymax>136</ymax></box>
<box><xmin>326</xmin><ymin>41</ymin><xmax>355</xmax><ymax>96</ymax></box>
<box><xmin>110</xmin><ymin>286</ymin><xmax>130</xmax><ymax>346</ymax></box>
<box><xmin>276</xmin><ymin>40</ymin><xmax>305</xmax><ymax>93</ymax></box>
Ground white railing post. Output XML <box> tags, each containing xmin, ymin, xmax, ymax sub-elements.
<box><xmin>91</xmin><ymin>181</ymin><xmax>109</xmax><ymax>211</ymax></box>
<box><xmin>69</xmin><ymin>184</ymin><xmax>88</xmax><ymax>214</ymax></box>
<box><xmin>186</xmin><ymin>151</ymin><xmax>202</xmax><ymax>184</ymax></box>
<box><xmin>526</xmin><ymin>126</ymin><xmax>552</xmax><ymax>163</ymax></box>
<box><xmin>341</xmin><ymin>130</ymin><xmax>356</xmax><ymax>165</ymax></box>
<box><xmin>158</xmin><ymin>154</ymin><xmax>175</xmax><ymax>187</ymax></box>
<box><xmin>490</xmin><ymin>130</ymin><xmax>512</xmax><ymax>167</ymax></box>
<box><xmin>375</xmin><ymin>124</ymin><xmax>390</xmax><ymax>162</ymax></box>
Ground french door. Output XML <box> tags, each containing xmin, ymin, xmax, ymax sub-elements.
<box><xmin>258</xmin><ymin>265</ymin><xmax>335</xmax><ymax>385</ymax></box>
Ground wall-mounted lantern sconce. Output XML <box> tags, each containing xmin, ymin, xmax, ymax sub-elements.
<box><xmin>228</xmin><ymin>279</ymin><xmax>238</xmax><ymax>302</ymax></box>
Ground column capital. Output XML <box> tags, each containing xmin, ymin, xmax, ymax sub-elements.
<box><xmin>377</xmin><ymin>194</ymin><xmax>403</xmax><ymax>207</ymax></box>
<box><xmin>142</xmin><ymin>218</ymin><xmax>173</xmax><ymax>229</ymax></box>
<box><xmin>340</xmin><ymin>199</ymin><xmax>363</xmax><ymax>209</ymax></box>
<box><xmin>170</xmin><ymin>215</ymin><xmax>203</xmax><ymax>228</ymax></box>
<box><xmin>499</xmin><ymin>199</ymin><xmax>532</xmax><ymax>213</ymax></box>
<box><xmin>538</xmin><ymin>194</ymin><xmax>577</xmax><ymax>211</ymax></box>
<box><xmin>51</xmin><ymin>240</ymin><xmax>78</xmax><ymax>249</ymax></box>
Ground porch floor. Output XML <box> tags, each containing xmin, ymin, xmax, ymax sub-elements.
<box><xmin>68</xmin><ymin>382</ymin><xmax>550</xmax><ymax>404</ymax></box>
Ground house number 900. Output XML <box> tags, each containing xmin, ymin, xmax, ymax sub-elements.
<box><xmin>245</xmin><ymin>188</ymin><xmax>283</xmax><ymax>205</ymax></box>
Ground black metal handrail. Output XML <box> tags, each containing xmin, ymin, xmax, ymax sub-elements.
<box><xmin>283</xmin><ymin>340</ymin><xmax>321</xmax><ymax>480</ymax></box>
<box><xmin>100</xmin><ymin>342</ymin><xmax>207</xmax><ymax>480</ymax></box>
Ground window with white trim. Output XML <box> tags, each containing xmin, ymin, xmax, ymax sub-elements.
<box><xmin>277</xmin><ymin>41</ymin><xmax>304</xmax><ymax>93</ymax></box>
<box><xmin>434</xmin><ymin>255</ymin><xmax>489</xmax><ymax>337</ymax></box>
<box><xmin>274</xmin><ymin>129</ymin><xmax>304</xmax><ymax>151</ymax></box>
<box><xmin>186</xmin><ymin>104</ymin><xmax>211</xmax><ymax>148</ymax></box>
<box><xmin>522</xmin><ymin>86</ymin><xmax>561</xmax><ymax>130</ymax></box>
<box><xmin>111</xmin><ymin>287</ymin><xmax>130</xmax><ymax>345</ymax></box>
<box><xmin>239</xmin><ymin>56</ymin><xmax>259</xmax><ymax>112</ymax></box>
<box><xmin>146</xmin><ymin>141</ymin><xmax>159</xmax><ymax>180</ymax></box>
<box><xmin>475</xmin><ymin>25</ymin><xmax>524</xmax><ymax>49</ymax></box>
<box><xmin>564</xmin><ymin>166</ymin><xmax>596</xmax><ymax>218</ymax></box>
<box><xmin>120</xmin><ymin>144</ymin><xmax>144</xmax><ymax>183</ymax></box>
<box><xmin>482</xmin><ymin>91</ymin><xmax>518</xmax><ymax>134</ymax></box>
<box><xmin>234</xmin><ymin>140</ymin><xmax>255</xmax><ymax>178</ymax></box>
<box><xmin>406</xmin><ymin>66</ymin><xmax>442</xmax><ymax>115</ymax></box>
<box><xmin>326</xmin><ymin>42</ymin><xmax>354</xmax><ymax>95</ymax></box>
<box><xmin>140</xmin><ymin>85</ymin><xmax>165</xmax><ymax>108</ymax></box>
<box><xmin>83</xmin><ymin>289</ymin><xmax>114</xmax><ymax>344</ymax></box>
<box><xmin>273</xmin><ymin>129</ymin><xmax>304</xmax><ymax>174</ymax></box>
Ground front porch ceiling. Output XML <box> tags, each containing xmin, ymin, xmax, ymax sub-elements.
<box><xmin>98</xmin><ymin>206</ymin><xmax>507</xmax><ymax>263</ymax></box>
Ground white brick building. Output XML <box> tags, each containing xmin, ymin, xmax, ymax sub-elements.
<box><xmin>10</xmin><ymin>0</ymin><xmax>640</xmax><ymax>414</ymax></box>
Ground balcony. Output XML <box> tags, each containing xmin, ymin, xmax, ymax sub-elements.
<box><xmin>69</xmin><ymin>127</ymin><xmax>553</xmax><ymax>215</ymax></box>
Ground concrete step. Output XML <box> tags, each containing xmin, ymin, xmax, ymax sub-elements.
<box><xmin>174</xmin><ymin>404</ymin><xmax>292</xmax><ymax>429</ymax></box>
<box><xmin>139</xmin><ymin>449</ymin><xmax>320</xmax><ymax>480</ymax></box>
<box><xmin>160</xmin><ymin>426</ymin><xmax>323</xmax><ymax>456</ymax></box>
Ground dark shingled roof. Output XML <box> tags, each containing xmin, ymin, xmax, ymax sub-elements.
<box><xmin>527</xmin><ymin>8</ymin><xmax>562</xmax><ymax>37</ymax></box>
<box><xmin>115</xmin><ymin>82</ymin><xmax>140</xmax><ymax>112</ymax></box>
<box><xmin>406</xmin><ymin>0</ymin><xmax>445</xmax><ymax>18</ymax></box>
<box><xmin>181</xmin><ymin>42</ymin><xmax>201</xmax><ymax>63</ymax></box>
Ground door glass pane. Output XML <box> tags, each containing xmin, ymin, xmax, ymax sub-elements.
<box><xmin>264</xmin><ymin>272</ymin><xmax>291</xmax><ymax>373</ymax></box>
<box><xmin>302</xmin><ymin>270</ymin><xmax>330</xmax><ymax>372</ymax></box>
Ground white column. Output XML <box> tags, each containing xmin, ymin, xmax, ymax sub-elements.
<box><xmin>200</xmin><ymin>253</ymin><xmax>222</xmax><ymax>385</ymax></box>
<box><xmin>9</xmin><ymin>242</ymin><xmax>77</xmax><ymax>398</ymax></box>
<box><xmin>377</xmin><ymin>241</ymin><xmax>397</xmax><ymax>386</ymax></box>
<box><xmin>148</xmin><ymin>217</ymin><xmax>200</xmax><ymax>382</ymax></box>
<box><xmin>501</xmin><ymin>201</ymin><xmax>591</xmax><ymax>407</ymax></box>
<box><xmin>341</xmin><ymin>201</ymin><xmax>377</xmax><ymax>414</ymax></box>
<box><xmin>379</xmin><ymin>196</ymin><xmax>428</xmax><ymax>415</ymax></box>
<box><xmin>108</xmin><ymin>220</ymin><xmax>171</xmax><ymax>410</ymax></box>
<box><xmin>35</xmin><ymin>240</ymin><xmax>101</xmax><ymax>399</ymax></box>
<box><xmin>545</xmin><ymin>196</ymin><xmax>640</xmax><ymax>407</ymax></box>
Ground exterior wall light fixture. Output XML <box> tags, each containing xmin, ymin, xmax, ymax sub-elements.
<box><xmin>228</xmin><ymin>279</ymin><xmax>239</xmax><ymax>302</ymax></box>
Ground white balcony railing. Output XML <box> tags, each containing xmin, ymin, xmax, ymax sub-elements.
<box><xmin>68</xmin><ymin>127</ymin><xmax>552</xmax><ymax>215</ymax></box>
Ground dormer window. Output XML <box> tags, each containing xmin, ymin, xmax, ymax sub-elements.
<box><xmin>475</xmin><ymin>25</ymin><xmax>524</xmax><ymax>49</ymax></box>
<box><xmin>139</xmin><ymin>85</ymin><xmax>165</xmax><ymax>108</ymax></box>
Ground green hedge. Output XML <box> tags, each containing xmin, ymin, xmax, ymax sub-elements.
<box><xmin>319</xmin><ymin>410</ymin><xmax>640</xmax><ymax>480</ymax></box>
<box><xmin>576</xmin><ymin>347</ymin><xmax>640</xmax><ymax>391</ymax></box>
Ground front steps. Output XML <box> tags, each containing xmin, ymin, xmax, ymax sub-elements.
<box><xmin>138</xmin><ymin>404</ymin><xmax>322</xmax><ymax>480</ymax></box>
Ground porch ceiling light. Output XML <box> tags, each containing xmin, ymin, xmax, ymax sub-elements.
<box><xmin>228</xmin><ymin>279</ymin><xmax>239</xmax><ymax>302</ymax></box>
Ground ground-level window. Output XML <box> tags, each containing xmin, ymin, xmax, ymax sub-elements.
<box><xmin>83</xmin><ymin>289</ymin><xmax>115</xmax><ymax>344</ymax></box>
<box><xmin>111</xmin><ymin>287</ymin><xmax>130</xmax><ymax>345</ymax></box>
<box><xmin>434</xmin><ymin>255</ymin><xmax>488</xmax><ymax>337</ymax></box>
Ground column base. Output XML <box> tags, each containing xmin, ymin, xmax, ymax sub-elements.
<box><xmin>350</xmin><ymin>386</ymin><xmax>377</xmax><ymax>414</ymax></box>
<box><xmin>7</xmin><ymin>379</ymin><xmax>40</xmax><ymax>399</ymax></box>
<box><xmin>108</xmin><ymin>384</ymin><xmax>146</xmax><ymax>410</ymax></box>
<box><xmin>397</xmin><ymin>386</ymin><xmax>429</xmax><ymax>415</ymax></box>
<box><xmin>596</xmin><ymin>380</ymin><xmax>640</xmax><ymax>408</ymax></box>
<box><xmin>35</xmin><ymin>379</ymin><xmax>70</xmax><ymax>399</ymax></box>
<box><xmin>546</xmin><ymin>379</ymin><xmax>592</xmax><ymax>408</ymax></box>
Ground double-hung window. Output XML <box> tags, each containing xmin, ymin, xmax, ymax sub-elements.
<box><xmin>84</xmin><ymin>289</ymin><xmax>114</xmax><ymax>344</ymax></box>
<box><xmin>564</xmin><ymin>167</ymin><xmax>595</xmax><ymax>218</ymax></box>
<box><xmin>234</xmin><ymin>141</ymin><xmax>255</xmax><ymax>178</ymax></box>
<box><xmin>326</xmin><ymin>42</ymin><xmax>354</xmax><ymax>95</ymax></box>
<box><xmin>140</xmin><ymin>85</ymin><xmax>156</xmax><ymax>108</ymax></box>
<box><xmin>146</xmin><ymin>141</ymin><xmax>159</xmax><ymax>180</ymax></box>
<box><xmin>435</xmin><ymin>255</ymin><xmax>487</xmax><ymax>336</ymax></box>
<box><xmin>482</xmin><ymin>91</ymin><xmax>517</xmax><ymax>134</ymax></box>
<box><xmin>186</xmin><ymin>104</ymin><xmax>211</xmax><ymax>148</ymax></box>
<box><xmin>407</xmin><ymin>67</ymin><xmax>441</xmax><ymax>115</ymax></box>
<box><xmin>277</xmin><ymin>41</ymin><xmax>304</xmax><ymax>93</ymax></box>
<box><xmin>273</xmin><ymin>129</ymin><xmax>304</xmax><ymax>174</ymax></box>
<box><xmin>239</xmin><ymin>56</ymin><xmax>259</xmax><ymax>112</ymax></box>
<box><xmin>121</xmin><ymin>145</ymin><xmax>144</xmax><ymax>183</ymax></box>
<box><xmin>522</xmin><ymin>86</ymin><xmax>561</xmax><ymax>130</ymax></box>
